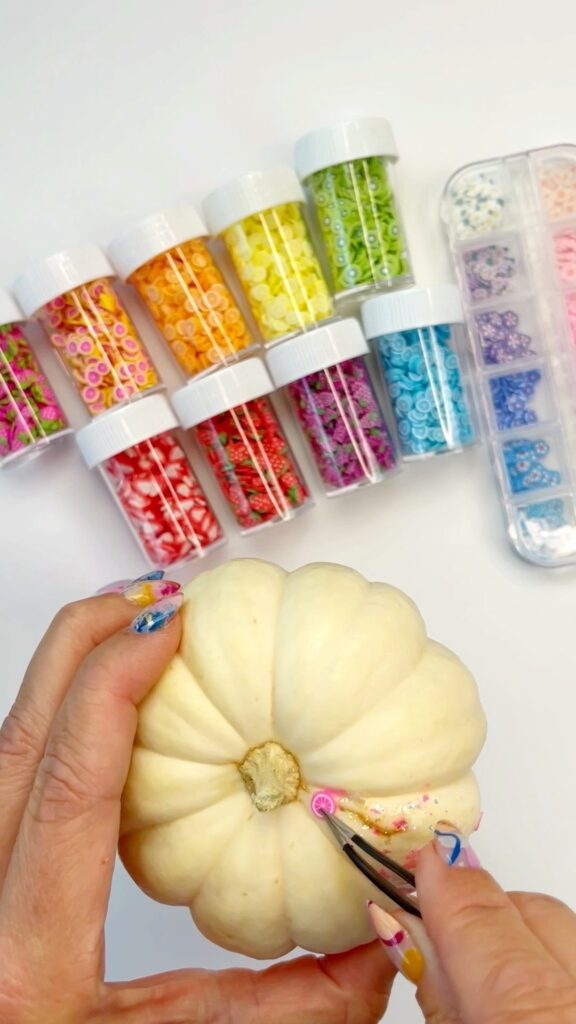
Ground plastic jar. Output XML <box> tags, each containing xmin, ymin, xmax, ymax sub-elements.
<box><xmin>109</xmin><ymin>206</ymin><xmax>257</xmax><ymax>379</ymax></box>
<box><xmin>75</xmin><ymin>394</ymin><xmax>224</xmax><ymax>567</ymax></box>
<box><xmin>0</xmin><ymin>288</ymin><xmax>69</xmax><ymax>466</ymax></box>
<box><xmin>203</xmin><ymin>167</ymin><xmax>334</xmax><ymax>343</ymax></box>
<box><xmin>362</xmin><ymin>285</ymin><xmax>476</xmax><ymax>459</ymax></box>
<box><xmin>14</xmin><ymin>245</ymin><xmax>160</xmax><ymax>417</ymax></box>
<box><xmin>294</xmin><ymin>118</ymin><xmax>413</xmax><ymax>301</ymax></box>
<box><xmin>267</xmin><ymin>318</ymin><xmax>398</xmax><ymax>495</ymax></box>
<box><xmin>172</xmin><ymin>358</ymin><xmax>311</xmax><ymax>532</ymax></box>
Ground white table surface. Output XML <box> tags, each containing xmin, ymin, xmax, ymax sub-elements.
<box><xmin>2</xmin><ymin>1</ymin><xmax>575</xmax><ymax>1020</ymax></box>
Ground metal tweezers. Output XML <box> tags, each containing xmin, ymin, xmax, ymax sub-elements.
<box><xmin>321</xmin><ymin>810</ymin><xmax>421</xmax><ymax>918</ymax></box>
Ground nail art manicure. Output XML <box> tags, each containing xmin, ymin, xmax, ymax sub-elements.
<box><xmin>122</xmin><ymin>579</ymin><xmax>181</xmax><ymax>608</ymax></box>
<box><xmin>434</xmin><ymin>822</ymin><xmax>481</xmax><ymax>868</ymax></box>
<box><xmin>96</xmin><ymin>570</ymin><xmax>166</xmax><ymax>595</ymax></box>
<box><xmin>129</xmin><ymin>593</ymin><xmax>184</xmax><ymax>634</ymax></box>
<box><xmin>368</xmin><ymin>901</ymin><xmax>424</xmax><ymax>984</ymax></box>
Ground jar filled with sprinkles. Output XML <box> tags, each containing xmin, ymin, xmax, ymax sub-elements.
<box><xmin>294</xmin><ymin>118</ymin><xmax>413</xmax><ymax>301</ymax></box>
<box><xmin>76</xmin><ymin>394</ymin><xmax>224</xmax><ymax>567</ymax></box>
<box><xmin>0</xmin><ymin>288</ymin><xmax>69</xmax><ymax>466</ymax></box>
<box><xmin>172</xmin><ymin>358</ymin><xmax>312</xmax><ymax>533</ymax></box>
<box><xmin>203</xmin><ymin>167</ymin><xmax>334</xmax><ymax>344</ymax></box>
<box><xmin>109</xmin><ymin>206</ymin><xmax>257</xmax><ymax>379</ymax></box>
<box><xmin>14</xmin><ymin>245</ymin><xmax>161</xmax><ymax>417</ymax></box>
<box><xmin>362</xmin><ymin>285</ymin><xmax>476</xmax><ymax>459</ymax></box>
<box><xmin>267</xmin><ymin>318</ymin><xmax>398</xmax><ymax>495</ymax></box>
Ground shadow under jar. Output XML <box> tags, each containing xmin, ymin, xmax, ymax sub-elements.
<box><xmin>14</xmin><ymin>244</ymin><xmax>161</xmax><ymax>417</ymax></box>
<box><xmin>172</xmin><ymin>357</ymin><xmax>312</xmax><ymax>533</ymax></box>
<box><xmin>0</xmin><ymin>288</ymin><xmax>69</xmax><ymax>467</ymax></box>
<box><xmin>109</xmin><ymin>205</ymin><xmax>258</xmax><ymax>379</ymax></box>
<box><xmin>362</xmin><ymin>285</ymin><xmax>476</xmax><ymax>459</ymax></box>
<box><xmin>75</xmin><ymin>394</ymin><xmax>224</xmax><ymax>568</ymax></box>
<box><xmin>266</xmin><ymin>318</ymin><xmax>398</xmax><ymax>495</ymax></box>
<box><xmin>203</xmin><ymin>167</ymin><xmax>334</xmax><ymax>344</ymax></box>
<box><xmin>294</xmin><ymin>118</ymin><xmax>413</xmax><ymax>303</ymax></box>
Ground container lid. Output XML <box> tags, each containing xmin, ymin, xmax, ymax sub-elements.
<box><xmin>76</xmin><ymin>393</ymin><xmax>177</xmax><ymax>468</ymax></box>
<box><xmin>172</xmin><ymin>357</ymin><xmax>274</xmax><ymax>427</ymax></box>
<box><xmin>294</xmin><ymin>118</ymin><xmax>398</xmax><ymax>181</ymax></box>
<box><xmin>361</xmin><ymin>284</ymin><xmax>464</xmax><ymax>338</ymax></box>
<box><xmin>203</xmin><ymin>167</ymin><xmax>305</xmax><ymax>236</ymax></box>
<box><xmin>266</xmin><ymin>318</ymin><xmax>368</xmax><ymax>387</ymax></box>
<box><xmin>0</xmin><ymin>287</ymin><xmax>25</xmax><ymax>326</ymax></box>
<box><xmin>108</xmin><ymin>205</ymin><xmax>208</xmax><ymax>280</ymax></box>
<box><xmin>14</xmin><ymin>244</ymin><xmax>115</xmax><ymax>317</ymax></box>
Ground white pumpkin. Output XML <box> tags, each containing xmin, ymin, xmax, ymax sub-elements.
<box><xmin>120</xmin><ymin>559</ymin><xmax>486</xmax><ymax>959</ymax></box>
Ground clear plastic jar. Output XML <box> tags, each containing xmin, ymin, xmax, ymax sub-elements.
<box><xmin>0</xmin><ymin>288</ymin><xmax>69</xmax><ymax>467</ymax></box>
<box><xmin>267</xmin><ymin>319</ymin><xmax>398</xmax><ymax>495</ymax></box>
<box><xmin>362</xmin><ymin>286</ymin><xmax>476</xmax><ymax>459</ymax></box>
<box><xmin>109</xmin><ymin>206</ymin><xmax>257</xmax><ymax>378</ymax></box>
<box><xmin>14</xmin><ymin>245</ymin><xmax>161</xmax><ymax>417</ymax></box>
<box><xmin>76</xmin><ymin>394</ymin><xmax>224</xmax><ymax>567</ymax></box>
<box><xmin>295</xmin><ymin>119</ymin><xmax>413</xmax><ymax>302</ymax></box>
<box><xmin>172</xmin><ymin>358</ymin><xmax>311</xmax><ymax>532</ymax></box>
<box><xmin>203</xmin><ymin>167</ymin><xmax>334</xmax><ymax>343</ymax></box>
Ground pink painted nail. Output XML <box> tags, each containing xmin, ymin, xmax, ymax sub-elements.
<box><xmin>367</xmin><ymin>901</ymin><xmax>425</xmax><ymax>984</ymax></box>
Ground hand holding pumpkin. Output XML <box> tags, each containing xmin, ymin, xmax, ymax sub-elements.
<box><xmin>0</xmin><ymin>582</ymin><xmax>395</xmax><ymax>1023</ymax></box>
<box><xmin>0</xmin><ymin>560</ymin><xmax>574</xmax><ymax>1024</ymax></box>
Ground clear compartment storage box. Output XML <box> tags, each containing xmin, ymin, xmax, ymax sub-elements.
<box><xmin>442</xmin><ymin>145</ymin><xmax>576</xmax><ymax>566</ymax></box>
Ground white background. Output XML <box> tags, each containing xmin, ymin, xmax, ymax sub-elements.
<box><xmin>1</xmin><ymin>1</ymin><xmax>575</xmax><ymax>1020</ymax></box>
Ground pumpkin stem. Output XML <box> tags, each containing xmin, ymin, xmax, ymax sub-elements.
<box><xmin>238</xmin><ymin>741</ymin><xmax>301</xmax><ymax>812</ymax></box>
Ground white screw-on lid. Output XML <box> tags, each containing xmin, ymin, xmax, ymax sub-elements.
<box><xmin>76</xmin><ymin>393</ymin><xmax>177</xmax><ymax>468</ymax></box>
<box><xmin>266</xmin><ymin>318</ymin><xmax>368</xmax><ymax>387</ymax></box>
<box><xmin>108</xmin><ymin>205</ymin><xmax>208</xmax><ymax>280</ymax></box>
<box><xmin>172</xmin><ymin>357</ymin><xmax>274</xmax><ymax>427</ymax></box>
<box><xmin>361</xmin><ymin>284</ymin><xmax>464</xmax><ymax>339</ymax></box>
<box><xmin>14</xmin><ymin>244</ymin><xmax>115</xmax><ymax>317</ymax></box>
<box><xmin>0</xmin><ymin>287</ymin><xmax>24</xmax><ymax>326</ymax></box>
<box><xmin>203</xmin><ymin>167</ymin><xmax>305</xmax><ymax>236</ymax></box>
<box><xmin>294</xmin><ymin>118</ymin><xmax>398</xmax><ymax>182</ymax></box>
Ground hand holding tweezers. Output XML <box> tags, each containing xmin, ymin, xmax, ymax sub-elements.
<box><xmin>321</xmin><ymin>810</ymin><xmax>421</xmax><ymax>918</ymax></box>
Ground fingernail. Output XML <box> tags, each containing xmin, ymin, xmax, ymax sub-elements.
<box><xmin>434</xmin><ymin>822</ymin><xmax>481</xmax><ymax>868</ymax></box>
<box><xmin>96</xmin><ymin>579</ymin><xmax>133</xmax><ymax>595</ymax></box>
<box><xmin>122</xmin><ymin>579</ymin><xmax>181</xmax><ymax>608</ymax></box>
<box><xmin>133</xmin><ymin>570</ymin><xmax>166</xmax><ymax>582</ymax></box>
<box><xmin>96</xmin><ymin>570</ymin><xmax>166</xmax><ymax>595</ymax></box>
<box><xmin>367</xmin><ymin>901</ymin><xmax>425</xmax><ymax>984</ymax></box>
<box><xmin>129</xmin><ymin>593</ymin><xmax>183</xmax><ymax>634</ymax></box>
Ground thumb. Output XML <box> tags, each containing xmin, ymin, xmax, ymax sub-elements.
<box><xmin>416</xmin><ymin>838</ymin><xmax>574</xmax><ymax>1024</ymax></box>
